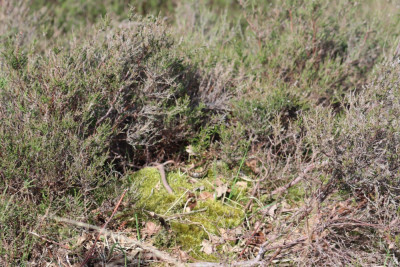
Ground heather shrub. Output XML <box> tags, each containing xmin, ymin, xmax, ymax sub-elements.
<box><xmin>0</xmin><ymin>14</ymin><xmax>230</xmax><ymax>263</ymax></box>
<box><xmin>309</xmin><ymin>61</ymin><xmax>400</xmax><ymax>196</ymax></box>
<box><xmin>299</xmin><ymin>61</ymin><xmax>400</xmax><ymax>265</ymax></box>
<box><xmin>0</xmin><ymin>12</ymin><xmax>226</xmax><ymax>188</ymax></box>
<box><xmin>1</xmin><ymin>0</ymin><xmax>400</xmax><ymax>266</ymax></box>
<box><xmin>0</xmin><ymin>1</ymin><xmax>49</xmax><ymax>48</ymax></box>
<box><xmin>172</xmin><ymin>0</ymin><xmax>400</xmax><ymax>170</ymax></box>
<box><xmin>175</xmin><ymin>0</ymin><xmax>400</xmax><ymax>108</ymax></box>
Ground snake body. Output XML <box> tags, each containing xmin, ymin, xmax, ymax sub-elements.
<box><xmin>151</xmin><ymin>161</ymin><xmax>175</xmax><ymax>194</ymax></box>
<box><xmin>184</xmin><ymin>160</ymin><xmax>210</xmax><ymax>179</ymax></box>
<box><xmin>152</xmin><ymin>156</ymin><xmax>260</xmax><ymax>194</ymax></box>
<box><xmin>186</xmin><ymin>166</ymin><xmax>209</xmax><ymax>178</ymax></box>
<box><xmin>151</xmin><ymin>160</ymin><xmax>209</xmax><ymax>195</ymax></box>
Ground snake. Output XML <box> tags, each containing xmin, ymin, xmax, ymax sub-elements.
<box><xmin>151</xmin><ymin>161</ymin><xmax>175</xmax><ymax>195</ymax></box>
<box><xmin>151</xmin><ymin>160</ymin><xmax>210</xmax><ymax>195</ymax></box>
<box><xmin>183</xmin><ymin>159</ymin><xmax>210</xmax><ymax>179</ymax></box>
<box><xmin>152</xmin><ymin>156</ymin><xmax>261</xmax><ymax>194</ymax></box>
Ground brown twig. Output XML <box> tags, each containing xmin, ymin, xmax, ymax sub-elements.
<box><xmin>266</xmin><ymin>247</ymin><xmax>282</xmax><ymax>265</ymax></box>
<box><xmin>238</xmin><ymin>0</ymin><xmax>262</xmax><ymax>49</ymax></box>
<box><xmin>80</xmin><ymin>189</ymin><xmax>128</xmax><ymax>267</ymax></box>
<box><xmin>29</xmin><ymin>231</ymin><xmax>71</xmax><ymax>250</ymax></box>
<box><xmin>52</xmin><ymin>217</ymin><xmax>183</xmax><ymax>266</ymax></box>
<box><xmin>244</xmin><ymin>156</ymin><xmax>269</xmax><ymax>212</ymax></box>
<box><xmin>271</xmin><ymin>161</ymin><xmax>327</xmax><ymax>196</ymax></box>
<box><xmin>95</xmin><ymin>83</ymin><xmax>129</xmax><ymax>126</ymax></box>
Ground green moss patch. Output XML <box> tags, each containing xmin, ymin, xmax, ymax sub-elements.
<box><xmin>124</xmin><ymin>167</ymin><xmax>244</xmax><ymax>260</ymax></box>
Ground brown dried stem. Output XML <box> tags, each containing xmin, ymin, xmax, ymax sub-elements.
<box><xmin>80</xmin><ymin>189</ymin><xmax>128</xmax><ymax>267</ymax></box>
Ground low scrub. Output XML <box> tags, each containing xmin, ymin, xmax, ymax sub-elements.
<box><xmin>0</xmin><ymin>14</ymin><xmax>229</xmax><ymax>263</ymax></box>
<box><xmin>1</xmin><ymin>0</ymin><xmax>400</xmax><ymax>266</ymax></box>
<box><xmin>301</xmin><ymin>62</ymin><xmax>400</xmax><ymax>265</ymax></box>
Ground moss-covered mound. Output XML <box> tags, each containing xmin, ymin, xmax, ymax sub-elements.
<box><xmin>123</xmin><ymin>167</ymin><xmax>244</xmax><ymax>260</ymax></box>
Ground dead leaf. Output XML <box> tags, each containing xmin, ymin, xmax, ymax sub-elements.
<box><xmin>215</xmin><ymin>177</ymin><xmax>224</xmax><ymax>186</ymax></box>
<box><xmin>215</xmin><ymin>184</ymin><xmax>228</xmax><ymax>198</ymax></box>
<box><xmin>74</xmin><ymin>233</ymin><xmax>88</xmax><ymax>247</ymax></box>
<box><xmin>141</xmin><ymin>221</ymin><xmax>160</xmax><ymax>238</ymax></box>
<box><xmin>201</xmin><ymin>240</ymin><xmax>214</xmax><ymax>254</ymax></box>
<box><xmin>186</xmin><ymin>192</ymin><xmax>197</xmax><ymax>211</ymax></box>
<box><xmin>178</xmin><ymin>249</ymin><xmax>190</xmax><ymax>261</ymax></box>
<box><xmin>199</xmin><ymin>191</ymin><xmax>213</xmax><ymax>201</ymax></box>
<box><xmin>235</xmin><ymin>181</ymin><xmax>247</xmax><ymax>190</ymax></box>
<box><xmin>261</xmin><ymin>203</ymin><xmax>278</xmax><ymax>218</ymax></box>
<box><xmin>245</xmin><ymin>158</ymin><xmax>260</xmax><ymax>174</ymax></box>
<box><xmin>250</xmin><ymin>232</ymin><xmax>265</xmax><ymax>245</ymax></box>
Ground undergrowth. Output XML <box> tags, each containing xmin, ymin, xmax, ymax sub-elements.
<box><xmin>1</xmin><ymin>0</ymin><xmax>400</xmax><ymax>266</ymax></box>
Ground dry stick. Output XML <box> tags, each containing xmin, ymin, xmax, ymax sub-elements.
<box><xmin>52</xmin><ymin>217</ymin><xmax>183</xmax><ymax>266</ymax></box>
<box><xmin>266</xmin><ymin>247</ymin><xmax>282</xmax><ymax>266</ymax></box>
<box><xmin>95</xmin><ymin>83</ymin><xmax>128</xmax><ymax>126</ymax></box>
<box><xmin>80</xmin><ymin>189</ymin><xmax>128</xmax><ymax>267</ymax></box>
<box><xmin>244</xmin><ymin>157</ymin><xmax>269</xmax><ymax>212</ymax></box>
<box><xmin>54</xmin><ymin>216</ymin><xmax>271</xmax><ymax>266</ymax></box>
<box><xmin>151</xmin><ymin>160</ymin><xmax>175</xmax><ymax>195</ymax></box>
<box><xmin>29</xmin><ymin>231</ymin><xmax>71</xmax><ymax>250</ymax></box>
<box><xmin>270</xmin><ymin>161</ymin><xmax>327</xmax><ymax>196</ymax></box>
<box><xmin>240</xmin><ymin>162</ymin><xmax>325</xmax><ymax>258</ymax></box>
